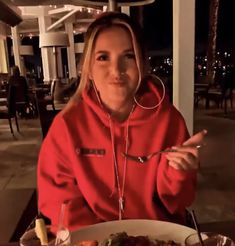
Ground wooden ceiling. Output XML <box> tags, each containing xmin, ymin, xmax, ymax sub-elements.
<box><xmin>0</xmin><ymin>0</ymin><xmax>22</xmax><ymax>26</ymax></box>
<box><xmin>7</xmin><ymin>0</ymin><xmax>155</xmax><ymax>7</ymax></box>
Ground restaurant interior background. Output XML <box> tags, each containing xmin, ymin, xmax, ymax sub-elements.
<box><xmin>0</xmin><ymin>0</ymin><xmax>235</xmax><ymax>243</ymax></box>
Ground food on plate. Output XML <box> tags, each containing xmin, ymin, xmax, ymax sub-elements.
<box><xmin>75</xmin><ymin>240</ymin><xmax>98</xmax><ymax>246</ymax></box>
<box><xmin>76</xmin><ymin>232</ymin><xmax>181</xmax><ymax>246</ymax></box>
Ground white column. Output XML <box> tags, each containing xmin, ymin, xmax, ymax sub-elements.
<box><xmin>11</xmin><ymin>26</ymin><xmax>24</xmax><ymax>75</ymax></box>
<box><xmin>38</xmin><ymin>15</ymin><xmax>55</xmax><ymax>82</ymax></box>
<box><xmin>65</xmin><ymin>20</ymin><xmax>77</xmax><ymax>79</ymax></box>
<box><xmin>0</xmin><ymin>23</ymin><xmax>9</xmax><ymax>73</ymax></box>
<box><xmin>173</xmin><ymin>0</ymin><xmax>195</xmax><ymax>135</ymax></box>
<box><xmin>121</xmin><ymin>6</ymin><xmax>130</xmax><ymax>15</ymax></box>
<box><xmin>108</xmin><ymin>0</ymin><xmax>118</xmax><ymax>11</ymax></box>
<box><xmin>57</xmin><ymin>47</ymin><xmax>63</xmax><ymax>78</ymax></box>
<box><xmin>0</xmin><ymin>38</ymin><xmax>8</xmax><ymax>73</ymax></box>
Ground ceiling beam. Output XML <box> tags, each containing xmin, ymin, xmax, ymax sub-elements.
<box><xmin>0</xmin><ymin>0</ymin><xmax>22</xmax><ymax>27</ymax></box>
<box><xmin>48</xmin><ymin>5</ymin><xmax>76</xmax><ymax>15</ymax></box>
<box><xmin>47</xmin><ymin>8</ymin><xmax>78</xmax><ymax>31</ymax></box>
<box><xmin>9</xmin><ymin>0</ymin><xmax>155</xmax><ymax>7</ymax></box>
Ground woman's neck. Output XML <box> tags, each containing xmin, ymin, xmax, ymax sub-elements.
<box><xmin>91</xmin><ymin>86</ymin><xmax>135</xmax><ymax>122</ymax></box>
<box><xmin>104</xmin><ymin>100</ymin><xmax>135</xmax><ymax>122</ymax></box>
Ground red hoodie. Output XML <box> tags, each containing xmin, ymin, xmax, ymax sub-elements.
<box><xmin>37</xmin><ymin>79</ymin><xmax>196</xmax><ymax>231</ymax></box>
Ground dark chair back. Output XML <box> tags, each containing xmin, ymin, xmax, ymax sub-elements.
<box><xmin>8</xmin><ymin>76</ymin><xmax>29</xmax><ymax>117</ymax></box>
<box><xmin>35</xmin><ymin>90</ymin><xmax>60</xmax><ymax>138</ymax></box>
<box><xmin>9</xmin><ymin>76</ymin><xmax>28</xmax><ymax>103</ymax></box>
<box><xmin>50</xmin><ymin>80</ymin><xmax>56</xmax><ymax>96</ymax></box>
<box><xmin>0</xmin><ymin>85</ymin><xmax>19</xmax><ymax>135</ymax></box>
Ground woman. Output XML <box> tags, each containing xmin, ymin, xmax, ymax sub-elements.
<box><xmin>37</xmin><ymin>12</ymin><xmax>206</xmax><ymax>231</ymax></box>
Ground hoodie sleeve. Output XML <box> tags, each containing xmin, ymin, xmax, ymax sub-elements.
<box><xmin>156</xmin><ymin>109</ymin><xmax>197</xmax><ymax>217</ymax></box>
<box><xmin>157</xmin><ymin>161</ymin><xmax>197</xmax><ymax>217</ymax></box>
<box><xmin>37</xmin><ymin>114</ymin><xmax>101</xmax><ymax>231</ymax></box>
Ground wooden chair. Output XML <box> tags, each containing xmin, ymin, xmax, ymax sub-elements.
<box><xmin>0</xmin><ymin>86</ymin><xmax>19</xmax><ymax>135</ymax></box>
<box><xmin>8</xmin><ymin>75</ymin><xmax>29</xmax><ymax>118</ymax></box>
<box><xmin>205</xmin><ymin>69</ymin><xmax>234</xmax><ymax>114</ymax></box>
<box><xmin>194</xmin><ymin>74</ymin><xmax>211</xmax><ymax>108</ymax></box>
<box><xmin>206</xmin><ymin>83</ymin><xmax>234</xmax><ymax>114</ymax></box>
<box><xmin>35</xmin><ymin>89</ymin><xmax>60</xmax><ymax>138</ymax></box>
<box><xmin>43</xmin><ymin>80</ymin><xmax>56</xmax><ymax>111</ymax></box>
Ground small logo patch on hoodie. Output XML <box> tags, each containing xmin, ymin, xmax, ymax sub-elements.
<box><xmin>76</xmin><ymin>148</ymin><xmax>105</xmax><ymax>157</ymax></box>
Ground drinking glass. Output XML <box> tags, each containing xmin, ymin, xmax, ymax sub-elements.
<box><xmin>19</xmin><ymin>227</ymin><xmax>42</xmax><ymax>246</ymax></box>
<box><xmin>55</xmin><ymin>228</ymin><xmax>71</xmax><ymax>246</ymax></box>
<box><xmin>19</xmin><ymin>226</ymin><xmax>71</xmax><ymax>246</ymax></box>
<box><xmin>185</xmin><ymin>232</ymin><xmax>235</xmax><ymax>246</ymax></box>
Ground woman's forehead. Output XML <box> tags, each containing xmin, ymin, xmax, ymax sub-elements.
<box><xmin>94</xmin><ymin>26</ymin><xmax>134</xmax><ymax>48</ymax></box>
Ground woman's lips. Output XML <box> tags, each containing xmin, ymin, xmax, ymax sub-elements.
<box><xmin>109</xmin><ymin>80</ymin><xmax>125</xmax><ymax>85</ymax></box>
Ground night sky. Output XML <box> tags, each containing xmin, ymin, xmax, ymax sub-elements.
<box><xmin>142</xmin><ymin>0</ymin><xmax>235</xmax><ymax>55</ymax></box>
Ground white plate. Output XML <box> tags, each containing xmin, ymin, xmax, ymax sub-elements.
<box><xmin>71</xmin><ymin>219</ymin><xmax>196</xmax><ymax>245</ymax></box>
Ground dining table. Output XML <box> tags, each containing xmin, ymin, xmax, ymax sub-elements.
<box><xmin>0</xmin><ymin>219</ymin><xmax>234</xmax><ymax>246</ymax></box>
<box><xmin>194</xmin><ymin>83</ymin><xmax>210</xmax><ymax>88</ymax></box>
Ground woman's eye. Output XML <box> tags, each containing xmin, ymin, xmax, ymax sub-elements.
<box><xmin>125</xmin><ymin>53</ymin><xmax>136</xmax><ymax>59</ymax></box>
<box><xmin>96</xmin><ymin>54</ymin><xmax>108</xmax><ymax>61</ymax></box>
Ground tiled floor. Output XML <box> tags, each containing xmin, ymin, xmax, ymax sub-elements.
<box><xmin>191</xmin><ymin>104</ymin><xmax>235</xmax><ymax>223</ymax></box>
<box><xmin>0</xmin><ymin>118</ymin><xmax>41</xmax><ymax>190</ymax></box>
<box><xmin>0</xmin><ymin>101</ymin><xmax>235</xmax><ymax>231</ymax></box>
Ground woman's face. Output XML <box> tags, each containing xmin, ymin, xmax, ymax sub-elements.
<box><xmin>89</xmin><ymin>26</ymin><xmax>139</xmax><ymax>108</ymax></box>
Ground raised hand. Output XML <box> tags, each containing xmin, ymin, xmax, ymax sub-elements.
<box><xmin>166</xmin><ymin>130</ymin><xmax>207</xmax><ymax>171</ymax></box>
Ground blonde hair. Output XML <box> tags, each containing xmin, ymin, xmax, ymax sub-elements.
<box><xmin>65</xmin><ymin>12</ymin><xmax>146</xmax><ymax>110</ymax></box>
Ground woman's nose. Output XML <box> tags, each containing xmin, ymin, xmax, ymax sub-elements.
<box><xmin>110</xmin><ymin>59</ymin><xmax>124</xmax><ymax>77</ymax></box>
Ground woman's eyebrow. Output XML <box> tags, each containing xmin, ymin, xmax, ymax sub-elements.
<box><xmin>94</xmin><ymin>48</ymin><xmax>134</xmax><ymax>56</ymax></box>
<box><xmin>95</xmin><ymin>50</ymin><xmax>109</xmax><ymax>55</ymax></box>
<box><xmin>123</xmin><ymin>48</ymin><xmax>134</xmax><ymax>53</ymax></box>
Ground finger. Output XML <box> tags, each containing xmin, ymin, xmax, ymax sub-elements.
<box><xmin>166</xmin><ymin>152</ymin><xmax>199</xmax><ymax>170</ymax></box>
<box><xmin>183</xmin><ymin>129</ymin><xmax>207</xmax><ymax>147</ymax></box>
<box><xmin>167</xmin><ymin>155</ymin><xmax>193</xmax><ymax>169</ymax></box>
<box><xmin>170</xmin><ymin>145</ymin><xmax>199</xmax><ymax>154</ymax></box>
<box><xmin>167</xmin><ymin>147</ymin><xmax>198</xmax><ymax>160</ymax></box>
<box><xmin>168</xmin><ymin>159</ymin><xmax>199</xmax><ymax>170</ymax></box>
<box><xmin>168</xmin><ymin>160</ymin><xmax>189</xmax><ymax>170</ymax></box>
<box><xmin>168</xmin><ymin>161</ymin><xmax>181</xmax><ymax>170</ymax></box>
